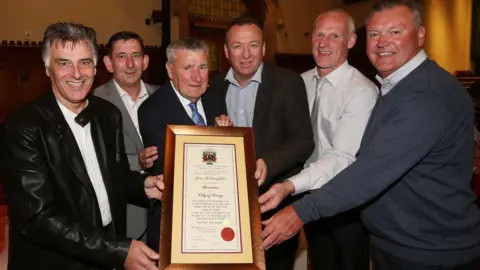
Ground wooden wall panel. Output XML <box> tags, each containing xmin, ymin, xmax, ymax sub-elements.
<box><xmin>0</xmin><ymin>66</ymin><xmax>22</xmax><ymax>124</ymax></box>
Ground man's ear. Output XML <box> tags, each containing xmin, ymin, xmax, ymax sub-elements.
<box><xmin>224</xmin><ymin>44</ymin><xmax>229</xmax><ymax>59</ymax></box>
<box><xmin>417</xmin><ymin>26</ymin><xmax>426</xmax><ymax>48</ymax></box>
<box><xmin>347</xmin><ymin>33</ymin><xmax>357</xmax><ymax>49</ymax></box>
<box><xmin>103</xmin><ymin>55</ymin><xmax>114</xmax><ymax>73</ymax></box>
<box><xmin>45</xmin><ymin>67</ymin><xmax>51</xmax><ymax>77</ymax></box>
<box><xmin>166</xmin><ymin>63</ymin><xmax>174</xmax><ymax>80</ymax></box>
<box><xmin>142</xmin><ymin>54</ymin><xmax>150</xmax><ymax>71</ymax></box>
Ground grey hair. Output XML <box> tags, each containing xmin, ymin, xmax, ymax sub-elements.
<box><xmin>365</xmin><ymin>0</ymin><xmax>423</xmax><ymax>29</ymax></box>
<box><xmin>42</xmin><ymin>22</ymin><xmax>98</xmax><ymax>67</ymax></box>
<box><xmin>314</xmin><ymin>9</ymin><xmax>356</xmax><ymax>37</ymax></box>
<box><xmin>166</xmin><ymin>37</ymin><xmax>209</xmax><ymax>64</ymax></box>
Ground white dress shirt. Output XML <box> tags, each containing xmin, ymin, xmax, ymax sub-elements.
<box><xmin>57</xmin><ymin>101</ymin><xmax>112</xmax><ymax>226</ymax></box>
<box><xmin>113</xmin><ymin>80</ymin><xmax>149</xmax><ymax>141</ymax></box>
<box><xmin>290</xmin><ymin>61</ymin><xmax>378</xmax><ymax>195</ymax></box>
<box><xmin>170</xmin><ymin>81</ymin><xmax>208</xmax><ymax>124</ymax></box>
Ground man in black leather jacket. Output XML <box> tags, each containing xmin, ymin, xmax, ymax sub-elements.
<box><xmin>0</xmin><ymin>22</ymin><xmax>164</xmax><ymax>270</ymax></box>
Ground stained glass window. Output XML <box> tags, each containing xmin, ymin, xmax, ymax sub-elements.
<box><xmin>188</xmin><ymin>0</ymin><xmax>246</xmax><ymax>19</ymax></box>
<box><xmin>207</xmin><ymin>41</ymin><xmax>218</xmax><ymax>72</ymax></box>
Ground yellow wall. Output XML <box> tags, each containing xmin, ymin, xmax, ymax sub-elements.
<box><xmin>273</xmin><ymin>0</ymin><xmax>473</xmax><ymax>73</ymax></box>
<box><xmin>0</xmin><ymin>0</ymin><xmax>162</xmax><ymax>45</ymax></box>
<box><xmin>423</xmin><ymin>0</ymin><xmax>472</xmax><ymax>73</ymax></box>
<box><xmin>341</xmin><ymin>0</ymin><xmax>375</xmax><ymax>28</ymax></box>
<box><xmin>276</xmin><ymin>0</ymin><xmax>338</xmax><ymax>54</ymax></box>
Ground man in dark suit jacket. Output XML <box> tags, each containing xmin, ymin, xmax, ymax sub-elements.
<box><xmin>0</xmin><ymin>22</ymin><xmax>163</xmax><ymax>270</ymax></box>
<box><xmin>138</xmin><ymin>37</ymin><xmax>228</xmax><ymax>252</ymax></box>
<box><xmin>94</xmin><ymin>31</ymin><xmax>159</xmax><ymax>241</ymax></box>
<box><xmin>262</xmin><ymin>2</ymin><xmax>480</xmax><ymax>269</ymax></box>
<box><xmin>208</xmin><ymin>16</ymin><xmax>314</xmax><ymax>270</ymax></box>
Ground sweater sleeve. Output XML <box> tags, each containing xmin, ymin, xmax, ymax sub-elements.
<box><xmin>293</xmin><ymin>92</ymin><xmax>448</xmax><ymax>224</ymax></box>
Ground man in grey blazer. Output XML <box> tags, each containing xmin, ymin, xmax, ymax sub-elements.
<box><xmin>94</xmin><ymin>31</ymin><xmax>159</xmax><ymax>240</ymax></box>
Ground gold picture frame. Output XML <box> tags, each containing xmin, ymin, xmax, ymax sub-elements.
<box><xmin>159</xmin><ymin>125</ymin><xmax>265</xmax><ymax>270</ymax></box>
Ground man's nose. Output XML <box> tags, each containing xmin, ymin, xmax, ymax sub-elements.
<box><xmin>126</xmin><ymin>56</ymin><xmax>134</xmax><ymax>68</ymax></box>
<box><xmin>242</xmin><ymin>48</ymin><xmax>251</xmax><ymax>58</ymax></box>
<box><xmin>71</xmin><ymin>64</ymin><xmax>81</xmax><ymax>79</ymax></box>
<box><xmin>377</xmin><ymin>35</ymin><xmax>389</xmax><ymax>47</ymax></box>
<box><xmin>319</xmin><ymin>37</ymin><xmax>329</xmax><ymax>48</ymax></box>
<box><xmin>190</xmin><ymin>68</ymin><xmax>201</xmax><ymax>82</ymax></box>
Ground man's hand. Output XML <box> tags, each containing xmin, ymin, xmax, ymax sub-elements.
<box><xmin>139</xmin><ymin>146</ymin><xmax>158</xmax><ymax>169</ymax></box>
<box><xmin>144</xmin><ymin>175</ymin><xmax>164</xmax><ymax>200</ymax></box>
<box><xmin>255</xmin><ymin>158</ymin><xmax>268</xmax><ymax>186</ymax></box>
<box><xmin>262</xmin><ymin>206</ymin><xmax>304</xmax><ymax>250</ymax></box>
<box><xmin>215</xmin><ymin>114</ymin><xmax>233</xmax><ymax>126</ymax></box>
<box><xmin>258</xmin><ymin>181</ymin><xmax>295</xmax><ymax>213</ymax></box>
<box><xmin>124</xmin><ymin>240</ymin><xmax>159</xmax><ymax>270</ymax></box>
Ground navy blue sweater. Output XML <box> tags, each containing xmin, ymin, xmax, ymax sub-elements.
<box><xmin>293</xmin><ymin>59</ymin><xmax>480</xmax><ymax>266</ymax></box>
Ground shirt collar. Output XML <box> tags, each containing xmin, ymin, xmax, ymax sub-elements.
<box><xmin>170</xmin><ymin>81</ymin><xmax>200</xmax><ymax>107</ymax></box>
<box><xmin>57</xmin><ymin>99</ymin><xmax>90</xmax><ymax>125</ymax></box>
<box><xmin>113</xmin><ymin>79</ymin><xmax>148</xmax><ymax>100</ymax></box>
<box><xmin>225</xmin><ymin>63</ymin><xmax>263</xmax><ymax>87</ymax></box>
<box><xmin>375</xmin><ymin>49</ymin><xmax>427</xmax><ymax>94</ymax></box>
<box><xmin>313</xmin><ymin>60</ymin><xmax>350</xmax><ymax>87</ymax></box>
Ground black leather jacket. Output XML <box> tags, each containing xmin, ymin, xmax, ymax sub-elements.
<box><xmin>0</xmin><ymin>91</ymin><xmax>149</xmax><ymax>269</ymax></box>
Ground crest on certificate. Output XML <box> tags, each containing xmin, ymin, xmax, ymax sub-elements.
<box><xmin>202</xmin><ymin>149</ymin><xmax>217</xmax><ymax>165</ymax></box>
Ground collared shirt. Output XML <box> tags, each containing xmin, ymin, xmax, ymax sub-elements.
<box><xmin>290</xmin><ymin>61</ymin><xmax>378</xmax><ymax>195</ymax></box>
<box><xmin>225</xmin><ymin>64</ymin><xmax>263</xmax><ymax>127</ymax></box>
<box><xmin>170</xmin><ymin>81</ymin><xmax>208</xmax><ymax>124</ymax></box>
<box><xmin>57</xmin><ymin>101</ymin><xmax>112</xmax><ymax>226</ymax></box>
<box><xmin>376</xmin><ymin>50</ymin><xmax>427</xmax><ymax>95</ymax></box>
<box><xmin>113</xmin><ymin>80</ymin><xmax>149</xmax><ymax>141</ymax></box>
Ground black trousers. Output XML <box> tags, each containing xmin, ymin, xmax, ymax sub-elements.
<box><xmin>147</xmin><ymin>204</ymin><xmax>161</xmax><ymax>253</ymax></box>
<box><xmin>304</xmin><ymin>211</ymin><xmax>369</xmax><ymax>270</ymax></box>
<box><xmin>265</xmin><ymin>231</ymin><xmax>300</xmax><ymax>270</ymax></box>
<box><xmin>371</xmin><ymin>244</ymin><xmax>480</xmax><ymax>270</ymax></box>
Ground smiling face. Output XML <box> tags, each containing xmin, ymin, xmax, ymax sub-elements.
<box><xmin>312</xmin><ymin>11</ymin><xmax>356</xmax><ymax>77</ymax></box>
<box><xmin>366</xmin><ymin>5</ymin><xmax>425</xmax><ymax>78</ymax></box>
<box><xmin>104</xmin><ymin>38</ymin><xmax>149</xmax><ymax>89</ymax></box>
<box><xmin>224</xmin><ymin>24</ymin><xmax>265</xmax><ymax>86</ymax></box>
<box><xmin>46</xmin><ymin>40</ymin><xmax>96</xmax><ymax>113</ymax></box>
<box><xmin>167</xmin><ymin>48</ymin><xmax>209</xmax><ymax>103</ymax></box>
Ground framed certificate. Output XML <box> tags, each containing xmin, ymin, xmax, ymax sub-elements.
<box><xmin>159</xmin><ymin>125</ymin><xmax>265</xmax><ymax>270</ymax></box>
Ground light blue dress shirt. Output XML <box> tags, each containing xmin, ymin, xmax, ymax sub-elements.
<box><xmin>225</xmin><ymin>64</ymin><xmax>264</xmax><ymax>127</ymax></box>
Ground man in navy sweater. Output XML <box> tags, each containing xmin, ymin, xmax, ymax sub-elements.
<box><xmin>261</xmin><ymin>1</ymin><xmax>480</xmax><ymax>269</ymax></box>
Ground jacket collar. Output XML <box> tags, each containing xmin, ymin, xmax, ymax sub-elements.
<box><xmin>40</xmin><ymin>91</ymin><xmax>114</xmax><ymax>211</ymax></box>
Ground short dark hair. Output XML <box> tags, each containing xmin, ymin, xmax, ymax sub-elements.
<box><xmin>42</xmin><ymin>22</ymin><xmax>97</xmax><ymax>67</ymax></box>
<box><xmin>365</xmin><ymin>0</ymin><xmax>423</xmax><ymax>29</ymax></box>
<box><xmin>225</xmin><ymin>14</ymin><xmax>264</xmax><ymax>43</ymax></box>
<box><xmin>106</xmin><ymin>31</ymin><xmax>145</xmax><ymax>56</ymax></box>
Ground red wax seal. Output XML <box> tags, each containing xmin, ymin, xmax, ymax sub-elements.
<box><xmin>221</xmin><ymin>227</ymin><xmax>235</xmax><ymax>241</ymax></box>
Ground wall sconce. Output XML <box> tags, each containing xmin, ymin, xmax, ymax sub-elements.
<box><xmin>145</xmin><ymin>10</ymin><xmax>165</xmax><ymax>25</ymax></box>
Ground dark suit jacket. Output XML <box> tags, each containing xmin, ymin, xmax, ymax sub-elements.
<box><xmin>0</xmin><ymin>91</ymin><xmax>150</xmax><ymax>270</ymax></box>
<box><xmin>209</xmin><ymin>63</ymin><xmax>314</xmax><ymax>208</ymax></box>
<box><xmin>138</xmin><ymin>81</ymin><xmax>227</xmax><ymax>251</ymax></box>
<box><xmin>138</xmin><ymin>81</ymin><xmax>227</xmax><ymax>175</ymax></box>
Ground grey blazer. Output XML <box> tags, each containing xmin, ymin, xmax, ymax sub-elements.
<box><xmin>93</xmin><ymin>80</ymin><xmax>158</xmax><ymax>171</ymax></box>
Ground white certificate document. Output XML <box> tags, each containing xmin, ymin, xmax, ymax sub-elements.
<box><xmin>182</xmin><ymin>143</ymin><xmax>242</xmax><ymax>253</ymax></box>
